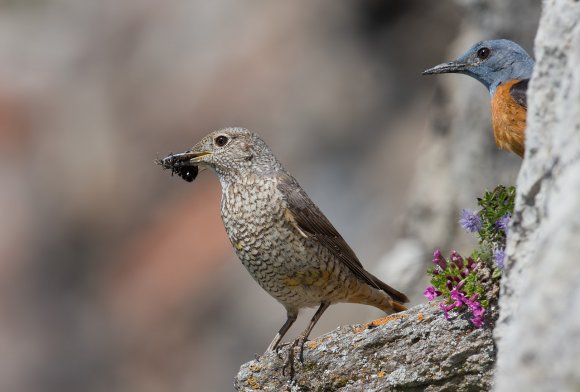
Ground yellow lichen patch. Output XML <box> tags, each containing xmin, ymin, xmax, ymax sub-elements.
<box><xmin>307</xmin><ymin>340</ymin><xmax>319</xmax><ymax>349</ymax></box>
<box><xmin>246</xmin><ymin>377</ymin><xmax>260</xmax><ymax>389</ymax></box>
<box><xmin>417</xmin><ymin>312</ymin><xmax>424</xmax><ymax>322</ymax></box>
<box><xmin>249</xmin><ymin>362</ymin><xmax>262</xmax><ymax>372</ymax></box>
<box><xmin>234</xmin><ymin>242</ymin><xmax>243</xmax><ymax>251</ymax></box>
<box><xmin>377</xmin><ymin>371</ymin><xmax>385</xmax><ymax>379</ymax></box>
<box><xmin>352</xmin><ymin>314</ymin><xmax>409</xmax><ymax>333</ymax></box>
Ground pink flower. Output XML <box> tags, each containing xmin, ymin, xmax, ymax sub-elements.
<box><xmin>439</xmin><ymin>302</ymin><xmax>456</xmax><ymax>320</ymax></box>
<box><xmin>423</xmin><ymin>286</ymin><xmax>441</xmax><ymax>301</ymax></box>
<box><xmin>465</xmin><ymin>257</ymin><xmax>477</xmax><ymax>271</ymax></box>
<box><xmin>469</xmin><ymin>302</ymin><xmax>485</xmax><ymax>318</ymax></box>
<box><xmin>450</xmin><ymin>287</ymin><xmax>467</xmax><ymax>305</ymax></box>
<box><xmin>432</xmin><ymin>249</ymin><xmax>447</xmax><ymax>270</ymax></box>
<box><xmin>450</xmin><ymin>250</ymin><xmax>464</xmax><ymax>269</ymax></box>
<box><xmin>470</xmin><ymin>316</ymin><xmax>484</xmax><ymax>328</ymax></box>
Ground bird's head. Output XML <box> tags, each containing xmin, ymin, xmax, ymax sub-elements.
<box><xmin>158</xmin><ymin>127</ymin><xmax>282</xmax><ymax>183</ymax></box>
<box><xmin>422</xmin><ymin>39</ymin><xmax>534</xmax><ymax>94</ymax></box>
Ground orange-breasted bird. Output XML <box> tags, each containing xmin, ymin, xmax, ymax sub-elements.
<box><xmin>422</xmin><ymin>39</ymin><xmax>534</xmax><ymax>158</ymax></box>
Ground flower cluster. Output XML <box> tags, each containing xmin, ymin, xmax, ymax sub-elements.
<box><xmin>424</xmin><ymin>250</ymin><xmax>487</xmax><ymax>327</ymax></box>
<box><xmin>424</xmin><ymin>185</ymin><xmax>515</xmax><ymax>328</ymax></box>
<box><xmin>475</xmin><ymin>186</ymin><xmax>515</xmax><ymax>271</ymax></box>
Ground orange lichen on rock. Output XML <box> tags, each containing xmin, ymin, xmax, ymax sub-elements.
<box><xmin>418</xmin><ymin>312</ymin><xmax>424</xmax><ymax>321</ymax></box>
<box><xmin>306</xmin><ymin>334</ymin><xmax>332</xmax><ymax>349</ymax></box>
<box><xmin>307</xmin><ymin>340</ymin><xmax>319</xmax><ymax>349</ymax></box>
<box><xmin>352</xmin><ymin>314</ymin><xmax>409</xmax><ymax>333</ymax></box>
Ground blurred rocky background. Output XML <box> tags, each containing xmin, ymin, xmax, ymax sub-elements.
<box><xmin>0</xmin><ymin>1</ymin><xmax>539</xmax><ymax>391</ymax></box>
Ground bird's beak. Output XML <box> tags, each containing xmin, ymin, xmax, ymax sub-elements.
<box><xmin>157</xmin><ymin>149</ymin><xmax>211</xmax><ymax>169</ymax></box>
<box><xmin>422</xmin><ymin>60</ymin><xmax>469</xmax><ymax>75</ymax></box>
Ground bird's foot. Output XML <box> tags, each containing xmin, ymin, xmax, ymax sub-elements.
<box><xmin>281</xmin><ymin>338</ymin><xmax>299</xmax><ymax>379</ymax></box>
<box><xmin>273</xmin><ymin>341</ymin><xmax>291</xmax><ymax>360</ymax></box>
<box><xmin>281</xmin><ymin>336</ymin><xmax>308</xmax><ymax>379</ymax></box>
<box><xmin>297</xmin><ymin>336</ymin><xmax>307</xmax><ymax>363</ymax></box>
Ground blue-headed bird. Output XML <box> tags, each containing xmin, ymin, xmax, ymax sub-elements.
<box><xmin>423</xmin><ymin>39</ymin><xmax>534</xmax><ymax>158</ymax></box>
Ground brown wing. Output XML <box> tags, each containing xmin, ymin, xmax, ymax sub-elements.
<box><xmin>509</xmin><ymin>79</ymin><xmax>529</xmax><ymax>109</ymax></box>
<box><xmin>277</xmin><ymin>173</ymin><xmax>409</xmax><ymax>303</ymax></box>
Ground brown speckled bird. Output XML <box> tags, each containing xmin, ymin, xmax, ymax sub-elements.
<box><xmin>157</xmin><ymin>127</ymin><xmax>409</xmax><ymax>372</ymax></box>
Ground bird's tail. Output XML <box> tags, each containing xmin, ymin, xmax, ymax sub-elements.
<box><xmin>347</xmin><ymin>276</ymin><xmax>409</xmax><ymax>314</ymax></box>
<box><xmin>390</xmin><ymin>300</ymin><xmax>408</xmax><ymax>313</ymax></box>
<box><xmin>368</xmin><ymin>272</ymin><xmax>409</xmax><ymax>305</ymax></box>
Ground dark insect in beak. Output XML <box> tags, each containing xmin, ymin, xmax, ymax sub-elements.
<box><xmin>173</xmin><ymin>165</ymin><xmax>198</xmax><ymax>182</ymax></box>
<box><xmin>156</xmin><ymin>152</ymin><xmax>199</xmax><ymax>183</ymax></box>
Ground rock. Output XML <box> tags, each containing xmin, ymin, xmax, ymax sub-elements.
<box><xmin>234</xmin><ymin>303</ymin><xmax>497</xmax><ymax>391</ymax></box>
<box><xmin>494</xmin><ymin>1</ymin><xmax>580</xmax><ymax>390</ymax></box>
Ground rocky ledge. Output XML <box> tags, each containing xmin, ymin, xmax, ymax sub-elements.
<box><xmin>235</xmin><ymin>302</ymin><xmax>496</xmax><ymax>391</ymax></box>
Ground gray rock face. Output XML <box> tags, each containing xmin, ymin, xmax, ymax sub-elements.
<box><xmin>494</xmin><ymin>1</ymin><xmax>580</xmax><ymax>391</ymax></box>
<box><xmin>235</xmin><ymin>303</ymin><xmax>496</xmax><ymax>391</ymax></box>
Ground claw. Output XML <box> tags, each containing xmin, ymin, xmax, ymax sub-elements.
<box><xmin>298</xmin><ymin>337</ymin><xmax>306</xmax><ymax>363</ymax></box>
<box><xmin>281</xmin><ymin>338</ymin><xmax>299</xmax><ymax>379</ymax></box>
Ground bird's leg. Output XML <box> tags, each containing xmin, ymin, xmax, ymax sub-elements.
<box><xmin>282</xmin><ymin>302</ymin><xmax>330</xmax><ymax>378</ymax></box>
<box><xmin>295</xmin><ymin>302</ymin><xmax>330</xmax><ymax>362</ymax></box>
<box><xmin>267</xmin><ymin>310</ymin><xmax>297</xmax><ymax>355</ymax></box>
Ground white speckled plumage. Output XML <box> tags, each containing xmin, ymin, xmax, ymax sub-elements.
<box><xmin>164</xmin><ymin>127</ymin><xmax>408</xmax><ymax>356</ymax></box>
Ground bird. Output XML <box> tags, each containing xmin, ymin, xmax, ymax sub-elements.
<box><xmin>157</xmin><ymin>127</ymin><xmax>409</xmax><ymax>375</ymax></box>
<box><xmin>422</xmin><ymin>39</ymin><xmax>534</xmax><ymax>158</ymax></box>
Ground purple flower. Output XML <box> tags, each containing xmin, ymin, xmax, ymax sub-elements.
<box><xmin>494</xmin><ymin>248</ymin><xmax>506</xmax><ymax>269</ymax></box>
<box><xmin>446</xmin><ymin>279</ymin><xmax>453</xmax><ymax>290</ymax></box>
<box><xmin>496</xmin><ymin>213</ymin><xmax>511</xmax><ymax>234</ymax></box>
<box><xmin>470</xmin><ymin>316</ymin><xmax>484</xmax><ymax>328</ymax></box>
<box><xmin>439</xmin><ymin>302</ymin><xmax>456</xmax><ymax>320</ymax></box>
<box><xmin>450</xmin><ymin>250</ymin><xmax>464</xmax><ymax>269</ymax></box>
<box><xmin>469</xmin><ymin>302</ymin><xmax>485</xmax><ymax>318</ymax></box>
<box><xmin>465</xmin><ymin>257</ymin><xmax>477</xmax><ymax>271</ymax></box>
<box><xmin>432</xmin><ymin>249</ymin><xmax>447</xmax><ymax>270</ymax></box>
<box><xmin>450</xmin><ymin>287</ymin><xmax>467</xmax><ymax>304</ymax></box>
<box><xmin>423</xmin><ymin>286</ymin><xmax>441</xmax><ymax>301</ymax></box>
<box><xmin>459</xmin><ymin>209</ymin><xmax>483</xmax><ymax>233</ymax></box>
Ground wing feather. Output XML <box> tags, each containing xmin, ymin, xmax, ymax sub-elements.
<box><xmin>509</xmin><ymin>79</ymin><xmax>529</xmax><ymax>109</ymax></box>
<box><xmin>277</xmin><ymin>174</ymin><xmax>409</xmax><ymax>303</ymax></box>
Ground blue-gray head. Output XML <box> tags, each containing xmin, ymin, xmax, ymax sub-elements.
<box><xmin>422</xmin><ymin>39</ymin><xmax>534</xmax><ymax>95</ymax></box>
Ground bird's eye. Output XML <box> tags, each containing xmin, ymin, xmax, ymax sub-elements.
<box><xmin>477</xmin><ymin>47</ymin><xmax>491</xmax><ymax>60</ymax></box>
<box><xmin>214</xmin><ymin>135</ymin><xmax>229</xmax><ymax>147</ymax></box>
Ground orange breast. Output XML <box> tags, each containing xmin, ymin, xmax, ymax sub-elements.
<box><xmin>491</xmin><ymin>80</ymin><xmax>527</xmax><ymax>157</ymax></box>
